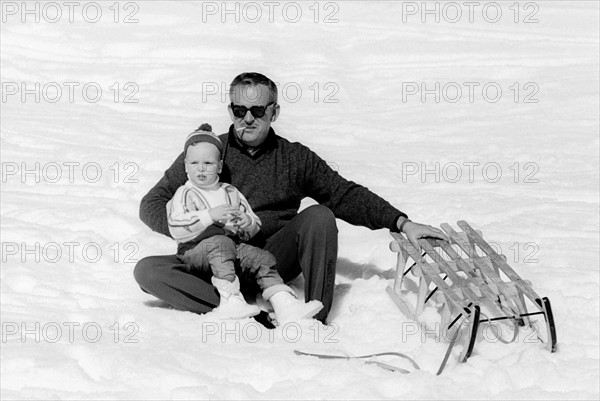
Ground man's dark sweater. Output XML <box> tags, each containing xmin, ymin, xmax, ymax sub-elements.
<box><xmin>140</xmin><ymin>126</ymin><xmax>407</xmax><ymax>245</ymax></box>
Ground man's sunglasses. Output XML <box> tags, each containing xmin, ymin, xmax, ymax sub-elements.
<box><xmin>230</xmin><ymin>102</ymin><xmax>275</xmax><ymax>119</ymax></box>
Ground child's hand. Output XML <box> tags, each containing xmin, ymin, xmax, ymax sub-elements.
<box><xmin>209</xmin><ymin>205</ymin><xmax>239</xmax><ymax>223</ymax></box>
<box><xmin>233</xmin><ymin>212</ymin><xmax>252</xmax><ymax>230</ymax></box>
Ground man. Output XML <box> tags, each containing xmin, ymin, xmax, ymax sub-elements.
<box><xmin>134</xmin><ymin>72</ymin><xmax>446</xmax><ymax>322</ymax></box>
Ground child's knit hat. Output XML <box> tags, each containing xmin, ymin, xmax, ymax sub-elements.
<box><xmin>184</xmin><ymin>123</ymin><xmax>223</xmax><ymax>157</ymax></box>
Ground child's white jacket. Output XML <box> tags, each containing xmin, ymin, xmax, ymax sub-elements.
<box><xmin>167</xmin><ymin>181</ymin><xmax>261</xmax><ymax>243</ymax></box>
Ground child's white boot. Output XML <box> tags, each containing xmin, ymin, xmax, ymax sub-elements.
<box><xmin>265</xmin><ymin>286</ymin><xmax>323</xmax><ymax>324</ymax></box>
<box><xmin>211</xmin><ymin>276</ymin><xmax>261</xmax><ymax>319</ymax></box>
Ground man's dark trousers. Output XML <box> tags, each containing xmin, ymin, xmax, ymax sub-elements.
<box><xmin>133</xmin><ymin>205</ymin><xmax>338</xmax><ymax>322</ymax></box>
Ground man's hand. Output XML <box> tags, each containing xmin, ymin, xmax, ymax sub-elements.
<box><xmin>399</xmin><ymin>219</ymin><xmax>448</xmax><ymax>255</ymax></box>
<box><xmin>209</xmin><ymin>205</ymin><xmax>239</xmax><ymax>223</ymax></box>
<box><xmin>232</xmin><ymin>212</ymin><xmax>252</xmax><ymax>230</ymax></box>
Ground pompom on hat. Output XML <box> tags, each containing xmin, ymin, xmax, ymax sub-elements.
<box><xmin>184</xmin><ymin>123</ymin><xmax>224</xmax><ymax>157</ymax></box>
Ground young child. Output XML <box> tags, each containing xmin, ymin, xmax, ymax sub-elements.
<box><xmin>167</xmin><ymin>124</ymin><xmax>323</xmax><ymax>323</ymax></box>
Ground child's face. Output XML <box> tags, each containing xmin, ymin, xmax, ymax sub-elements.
<box><xmin>184</xmin><ymin>143</ymin><xmax>222</xmax><ymax>187</ymax></box>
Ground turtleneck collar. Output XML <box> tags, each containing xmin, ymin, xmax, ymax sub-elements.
<box><xmin>225</xmin><ymin>125</ymin><xmax>276</xmax><ymax>158</ymax></box>
<box><xmin>187</xmin><ymin>176</ymin><xmax>220</xmax><ymax>191</ymax></box>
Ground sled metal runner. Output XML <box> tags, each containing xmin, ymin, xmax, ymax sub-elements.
<box><xmin>387</xmin><ymin>220</ymin><xmax>557</xmax><ymax>368</ymax></box>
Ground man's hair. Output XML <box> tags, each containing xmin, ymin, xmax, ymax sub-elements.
<box><xmin>229</xmin><ymin>72</ymin><xmax>278</xmax><ymax>104</ymax></box>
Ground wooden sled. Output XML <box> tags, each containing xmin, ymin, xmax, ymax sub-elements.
<box><xmin>387</xmin><ymin>220</ymin><xmax>557</xmax><ymax>367</ymax></box>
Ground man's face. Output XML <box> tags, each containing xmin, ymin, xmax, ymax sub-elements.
<box><xmin>228</xmin><ymin>84</ymin><xmax>279</xmax><ymax>148</ymax></box>
<box><xmin>184</xmin><ymin>143</ymin><xmax>222</xmax><ymax>187</ymax></box>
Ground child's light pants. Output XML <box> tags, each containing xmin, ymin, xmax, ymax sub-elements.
<box><xmin>181</xmin><ymin>235</ymin><xmax>284</xmax><ymax>293</ymax></box>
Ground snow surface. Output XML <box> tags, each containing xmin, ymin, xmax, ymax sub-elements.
<box><xmin>1</xmin><ymin>1</ymin><xmax>599</xmax><ymax>399</ymax></box>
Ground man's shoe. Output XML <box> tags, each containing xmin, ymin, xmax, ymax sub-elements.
<box><xmin>267</xmin><ymin>289</ymin><xmax>323</xmax><ymax>324</ymax></box>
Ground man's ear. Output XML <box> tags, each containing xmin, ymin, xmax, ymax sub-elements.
<box><xmin>227</xmin><ymin>104</ymin><xmax>235</xmax><ymax>122</ymax></box>
<box><xmin>271</xmin><ymin>103</ymin><xmax>280</xmax><ymax>122</ymax></box>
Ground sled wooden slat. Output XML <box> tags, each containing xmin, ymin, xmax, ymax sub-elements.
<box><xmin>419</xmin><ymin>239</ymin><xmax>480</xmax><ymax>301</ymax></box>
<box><xmin>457</xmin><ymin>221</ymin><xmax>543</xmax><ymax>304</ymax></box>
<box><xmin>436</xmin><ymin>241</ymin><xmax>503</xmax><ymax>308</ymax></box>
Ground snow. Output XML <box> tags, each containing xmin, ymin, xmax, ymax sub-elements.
<box><xmin>1</xmin><ymin>1</ymin><xmax>598</xmax><ymax>399</ymax></box>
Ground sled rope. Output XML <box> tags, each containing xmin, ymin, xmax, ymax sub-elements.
<box><xmin>295</xmin><ymin>318</ymin><xmax>469</xmax><ymax>375</ymax></box>
<box><xmin>436</xmin><ymin>319</ymin><xmax>463</xmax><ymax>375</ymax></box>
<box><xmin>479</xmin><ymin>309</ymin><xmax>520</xmax><ymax>344</ymax></box>
<box><xmin>293</xmin><ymin>350</ymin><xmax>420</xmax><ymax>374</ymax></box>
